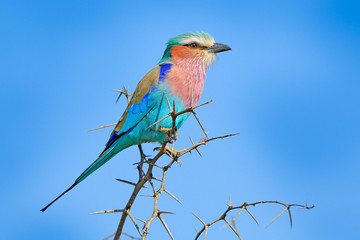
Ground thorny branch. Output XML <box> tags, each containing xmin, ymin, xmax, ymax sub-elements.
<box><xmin>88</xmin><ymin>86</ymin><xmax>314</xmax><ymax>240</ymax></box>
<box><xmin>193</xmin><ymin>199</ymin><xmax>315</xmax><ymax>240</ymax></box>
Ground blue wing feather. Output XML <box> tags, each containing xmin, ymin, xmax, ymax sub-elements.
<box><xmin>105</xmin><ymin>64</ymin><xmax>172</xmax><ymax>149</ymax></box>
<box><xmin>159</xmin><ymin>64</ymin><xmax>172</xmax><ymax>83</ymax></box>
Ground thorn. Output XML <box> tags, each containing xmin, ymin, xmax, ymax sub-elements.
<box><xmin>192</xmin><ymin>111</ymin><xmax>208</xmax><ymax>139</ymax></box>
<box><xmin>234</xmin><ymin>206</ymin><xmax>245</xmax><ymax>220</ymax></box>
<box><xmin>135</xmin><ymin>217</ymin><xmax>146</xmax><ymax>224</ymax></box>
<box><xmin>146</xmin><ymin>113</ymin><xmax>171</xmax><ymax>130</ymax></box>
<box><xmin>158</xmin><ymin>211</ymin><xmax>175</xmax><ymax>215</ymax></box>
<box><xmin>224</xmin><ymin>218</ymin><xmax>243</xmax><ymax>240</ymax></box>
<box><xmin>112</xmin><ymin>89</ymin><xmax>122</xmax><ymax>92</ymax></box>
<box><xmin>287</xmin><ymin>207</ymin><xmax>293</xmax><ymax>228</ymax></box>
<box><xmin>245</xmin><ymin>207</ymin><xmax>259</xmax><ymax>225</ymax></box>
<box><xmin>193</xmin><ymin>99</ymin><xmax>213</xmax><ymax>110</ymax></box>
<box><xmin>126</xmin><ymin>211</ymin><xmax>142</xmax><ymax>237</ymax></box>
<box><xmin>192</xmin><ymin>213</ymin><xmax>206</xmax><ymax>226</ymax></box>
<box><xmin>164</xmin><ymin>189</ymin><xmax>183</xmax><ymax>205</ymax></box>
<box><xmin>189</xmin><ymin>137</ymin><xmax>203</xmax><ymax>157</ymax></box>
<box><xmin>87</xmin><ymin>123</ymin><xmax>117</xmax><ymax>132</ymax></box>
<box><xmin>220</xmin><ymin>216</ymin><xmax>237</xmax><ymax>230</ymax></box>
<box><xmin>204</xmin><ymin>226</ymin><xmax>208</xmax><ymax>239</ymax></box>
<box><xmin>115</xmin><ymin>91</ymin><xmax>123</xmax><ymax>104</ymax></box>
<box><xmin>115</xmin><ymin>179</ymin><xmax>148</xmax><ymax>188</ymax></box>
<box><xmin>89</xmin><ymin>209</ymin><xmax>124</xmax><ymax>215</ymax></box>
<box><xmin>266</xmin><ymin>206</ymin><xmax>288</xmax><ymax>228</ymax></box>
<box><xmin>103</xmin><ymin>232</ymin><xmax>116</xmax><ymax>240</ymax></box>
<box><xmin>113</xmin><ymin>86</ymin><xmax>132</xmax><ymax>104</ymax></box>
<box><xmin>140</xmin><ymin>194</ymin><xmax>155</xmax><ymax>198</ymax></box>
<box><xmin>152</xmin><ymin>177</ymin><xmax>162</xmax><ymax>182</ymax></box>
<box><xmin>158</xmin><ymin>215</ymin><xmax>175</xmax><ymax>240</ymax></box>
<box><xmin>164</xmin><ymin>93</ymin><xmax>172</xmax><ymax>113</ymax></box>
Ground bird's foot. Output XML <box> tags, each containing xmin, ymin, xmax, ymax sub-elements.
<box><xmin>164</xmin><ymin>145</ymin><xmax>186</xmax><ymax>157</ymax></box>
<box><xmin>152</xmin><ymin>145</ymin><xmax>186</xmax><ymax>158</ymax></box>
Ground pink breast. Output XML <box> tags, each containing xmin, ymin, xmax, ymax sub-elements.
<box><xmin>166</xmin><ymin>57</ymin><xmax>207</xmax><ymax>108</ymax></box>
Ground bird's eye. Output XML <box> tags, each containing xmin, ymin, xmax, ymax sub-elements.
<box><xmin>184</xmin><ymin>42</ymin><xmax>199</xmax><ymax>48</ymax></box>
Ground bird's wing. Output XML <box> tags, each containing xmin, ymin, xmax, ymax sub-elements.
<box><xmin>40</xmin><ymin>64</ymin><xmax>173</xmax><ymax>212</ymax></box>
<box><xmin>105</xmin><ymin>63</ymin><xmax>172</xmax><ymax>149</ymax></box>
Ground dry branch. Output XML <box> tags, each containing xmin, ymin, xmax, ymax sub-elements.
<box><xmin>194</xmin><ymin>200</ymin><xmax>314</xmax><ymax>240</ymax></box>
<box><xmin>87</xmin><ymin>85</ymin><xmax>313</xmax><ymax>240</ymax></box>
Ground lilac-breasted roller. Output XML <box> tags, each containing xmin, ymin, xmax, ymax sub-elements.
<box><xmin>41</xmin><ymin>32</ymin><xmax>231</xmax><ymax>212</ymax></box>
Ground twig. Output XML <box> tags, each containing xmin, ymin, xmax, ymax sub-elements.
<box><xmin>158</xmin><ymin>214</ymin><xmax>175</xmax><ymax>240</ymax></box>
<box><xmin>87</xmin><ymin>87</ymin><xmax>132</xmax><ymax>132</ymax></box>
<box><xmin>113</xmin><ymin>86</ymin><xmax>132</xmax><ymax>104</ymax></box>
<box><xmin>194</xmin><ymin>200</ymin><xmax>314</xmax><ymax>240</ymax></box>
<box><xmin>164</xmin><ymin>189</ymin><xmax>183</xmax><ymax>205</ymax></box>
<box><xmin>116</xmin><ymin>179</ymin><xmax>148</xmax><ymax>188</ymax></box>
<box><xmin>90</xmin><ymin>209</ymin><xmax>124</xmax><ymax>215</ymax></box>
<box><xmin>87</xmin><ymin>123</ymin><xmax>117</xmax><ymax>132</ymax></box>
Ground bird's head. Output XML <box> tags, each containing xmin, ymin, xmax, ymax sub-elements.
<box><xmin>159</xmin><ymin>31</ymin><xmax>231</xmax><ymax>67</ymax></box>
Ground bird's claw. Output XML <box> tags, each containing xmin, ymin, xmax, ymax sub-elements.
<box><xmin>164</xmin><ymin>145</ymin><xmax>186</xmax><ymax>157</ymax></box>
<box><xmin>152</xmin><ymin>145</ymin><xmax>186</xmax><ymax>158</ymax></box>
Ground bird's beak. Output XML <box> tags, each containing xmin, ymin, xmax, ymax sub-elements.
<box><xmin>207</xmin><ymin>43</ymin><xmax>232</xmax><ymax>53</ymax></box>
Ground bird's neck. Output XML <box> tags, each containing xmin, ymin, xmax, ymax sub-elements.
<box><xmin>166</xmin><ymin>56</ymin><xmax>207</xmax><ymax>108</ymax></box>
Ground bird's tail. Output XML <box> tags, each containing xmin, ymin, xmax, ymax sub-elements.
<box><xmin>40</xmin><ymin>144</ymin><xmax>125</xmax><ymax>212</ymax></box>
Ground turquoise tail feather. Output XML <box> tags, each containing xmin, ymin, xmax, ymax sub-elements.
<box><xmin>40</xmin><ymin>142</ymin><xmax>128</xmax><ymax>212</ymax></box>
<box><xmin>74</xmin><ymin>147</ymin><xmax>116</xmax><ymax>185</ymax></box>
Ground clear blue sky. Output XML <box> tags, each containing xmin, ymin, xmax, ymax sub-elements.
<box><xmin>1</xmin><ymin>0</ymin><xmax>359</xmax><ymax>239</ymax></box>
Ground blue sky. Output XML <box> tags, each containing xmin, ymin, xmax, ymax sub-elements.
<box><xmin>1</xmin><ymin>0</ymin><xmax>359</xmax><ymax>239</ymax></box>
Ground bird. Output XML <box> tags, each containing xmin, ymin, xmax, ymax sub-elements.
<box><xmin>41</xmin><ymin>31</ymin><xmax>231</xmax><ymax>212</ymax></box>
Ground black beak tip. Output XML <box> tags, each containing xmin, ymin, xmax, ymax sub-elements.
<box><xmin>208</xmin><ymin>43</ymin><xmax>232</xmax><ymax>53</ymax></box>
